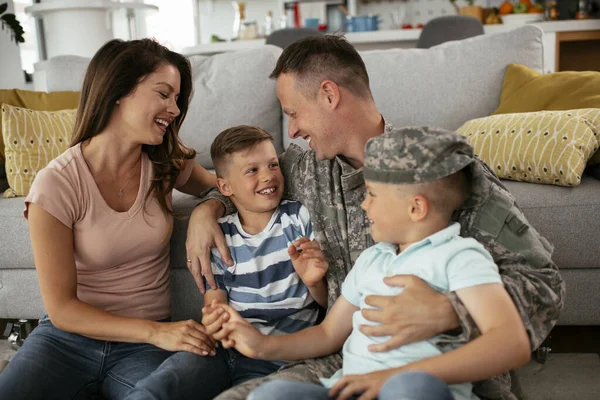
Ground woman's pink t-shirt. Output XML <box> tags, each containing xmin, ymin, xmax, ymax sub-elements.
<box><xmin>25</xmin><ymin>143</ymin><xmax>194</xmax><ymax>321</ymax></box>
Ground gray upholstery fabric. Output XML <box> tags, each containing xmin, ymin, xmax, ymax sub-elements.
<box><xmin>0</xmin><ymin>269</ymin><xmax>43</xmax><ymax>319</ymax></box>
<box><xmin>416</xmin><ymin>16</ymin><xmax>484</xmax><ymax>49</ymax></box>
<box><xmin>0</xmin><ymin>198</ymin><xmax>33</xmax><ymax>270</ymax></box>
<box><xmin>184</xmin><ymin>46</ymin><xmax>283</xmax><ymax>169</ymax></box>
<box><xmin>503</xmin><ymin>176</ymin><xmax>600</xmax><ymax>270</ymax></box>
<box><xmin>362</xmin><ymin>25</ymin><xmax>543</xmax><ymax>131</ymax></box>
<box><xmin>39</xmin><ymin>55</ymin><xmax>90</xmax><ymax>92</ymax></box>
<box><xmin>557</xmin><ymin>268</ymin><xmax>600</xmax><ymax>325</ymax></box>
<box><xmin>266</xmin><ymin>28</ymin><xmax>323</xmax><ymax>49</ymax></box>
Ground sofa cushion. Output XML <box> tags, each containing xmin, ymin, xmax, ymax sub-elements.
<box><xmin>492</xmin><ymin>64</ymin><xmax>600</xmax><ymax>115</ymax></box>
<box><xmin>2</xmin><ymin>105</ymin><xmax>77</xmax><ymax>197</ymax></box>
<box><xmin>184</xmin><ymin>46</ymin><xmax>283</xmax><ymax>169</ymax></box>
<box><xmin>0</xmin><ymin>197</ymin><xmax>33</xmax><ymax>270</ymax></box>
<box><xmin>365</xmin><ymin>26</ymin><xmax>543</xmax><ymax>130</ymax></box>
<box><xmin>503</xmin><ymin>175</ymin><xmax>600</xmax><ymax>270</ymax></box>
<box><xmin>37</xmin><ymin>55</ymin><xmax>90</xmax><ymax>92</ymax></box>
<box><xmin>0</xmin><ymin>89</ymin><xmax>80</xmax><ymax>162</ymax></box>
<box><xmin>457</xmin><ymin>109</ymin><xmax>600</xmax><ymax>187</ymax></box>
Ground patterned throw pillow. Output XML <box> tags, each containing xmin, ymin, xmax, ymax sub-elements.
<box><xmin>457</xmin><ymin>109</ymin><xmax>600</xmax><ymax>187</ymax></box>
<box><xmin>1</xmin><ymin>104</ymin><xmax>77</xmax><ymax>197</ymax></box>
<box><xmin>0</xmin><ymin>89</ymin><xmax>80</xmax><ymax>162</ymax></box>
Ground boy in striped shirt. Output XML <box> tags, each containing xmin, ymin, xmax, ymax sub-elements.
<box><xmin>200</xmin><ymin>126</ymin><xmax>328</xmax><ymax>379</ymax></box>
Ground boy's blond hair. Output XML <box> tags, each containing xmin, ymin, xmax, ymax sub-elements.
<box><xmin>210</xmin><ymin>125</ymin><xmax>274</xmax><ymax>177</ymax></box>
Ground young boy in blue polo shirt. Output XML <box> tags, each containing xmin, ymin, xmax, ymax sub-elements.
<box><xmin>213</xmin><ymin>127</ymin><xmax>531</xmax><ymax>400</ymax></box>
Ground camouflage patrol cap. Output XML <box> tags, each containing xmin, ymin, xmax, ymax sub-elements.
<box><xmin>363</xmin><ymin>126</ymin><xmax>475</xmax><ymax>184</ymax></box>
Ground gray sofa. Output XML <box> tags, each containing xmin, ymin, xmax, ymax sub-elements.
<box><xmin>1</xmin><ymin>25</ymin><xmax>599</xmax><ymax>333</ymax></box>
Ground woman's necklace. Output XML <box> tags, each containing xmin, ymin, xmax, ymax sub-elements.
<box><xmin>116</xmin><ymin>161</ymin><xmax>140</xmax><ymax>198</ymax></box>
<box><xmin>84</xmin><ymin>153</ymin><xmax>142</xmax><ymax>199</ymax></box>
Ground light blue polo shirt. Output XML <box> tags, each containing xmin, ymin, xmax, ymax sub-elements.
<box><xmin>321</xmin><ymin>223</ymin><xmax>501</xmax><ymax>400</ymax></box>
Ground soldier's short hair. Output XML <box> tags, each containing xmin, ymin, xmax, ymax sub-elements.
<box><xmin>211</xmin><ymin>125</ymin><xmax>274</xmax><ymax>177</ymax></box>
<box><xmin>270</xmin><ymin>35</ymin><xmax>372</xmax><ymax>100</ymax></box>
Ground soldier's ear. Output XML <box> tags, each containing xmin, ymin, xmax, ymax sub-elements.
<box><xmin>319</xmin><ymin>80</ymin><xmax>341</xmax><ymax>109</ymax></box>
<box><xmin>409</xmin><ymin>194</ymin><xmax>429</xmax><ymax>222</ymax></box>
<box><xmin>216</xmin><ymin>177</ymin><xmax>233</xmax><ymax>197</ymax></box>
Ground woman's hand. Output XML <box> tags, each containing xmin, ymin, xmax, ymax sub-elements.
<box><xmin>149</xmin><ymin>320</ymin><xmax>217</xmax><ymax>357</ymax></box>
<box><xmin>186</xmin><ymin>200</ymin><xmax>233</xmax><ymax>293</ymax></box>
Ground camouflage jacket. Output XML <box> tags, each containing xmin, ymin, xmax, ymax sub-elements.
<box><xmin>205</xmin><ymin>125</ymin><xmax>565</xmax><ymax>400</ymax></box>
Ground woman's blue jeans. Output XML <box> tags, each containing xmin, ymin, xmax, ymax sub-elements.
<box><xmin>0</xmin><ymin>318</ymin><xmax>173</xmax><ymax>400</ymax></box>
<box><xmin>248</xmin><ymin>370</ymin><xmax>455</xmax><ymax>400</ymax></box>
<box><xmin>124</xmin><ymin>346</ymin><xmax>281</xmax><ymax>400</ymax></box>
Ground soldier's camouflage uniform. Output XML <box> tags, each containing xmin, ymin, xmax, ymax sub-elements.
<box><xmin>203</xmin><ymin>124</ymin><xmax>565</xmax><ymax>400</ymax></box>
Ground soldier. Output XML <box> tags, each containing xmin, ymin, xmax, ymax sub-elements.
<box><xmin>186</xmin><ymin>35</ymin><xmax>565</xmax><ymax>400</ymax></box>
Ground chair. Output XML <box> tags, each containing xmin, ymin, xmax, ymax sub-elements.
<box><xmin>266</xmin><ymin>28</ymin><xmax>323</xmax><ymax>49</ymax></box>
<box><xmin>416</xmin><ymin>16</ymin><xmax>484</xmax><ymax>49</ymax></box>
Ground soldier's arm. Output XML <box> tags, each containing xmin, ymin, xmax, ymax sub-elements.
<box><xmin>446</xmin><ymin>200</ymin><xmax>565</xmax><ymax>350</ymax></box>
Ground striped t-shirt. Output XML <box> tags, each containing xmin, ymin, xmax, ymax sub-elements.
<box><xmin>210</xmin><ymin>200</ymin><xmax>320</xmax><ymax>336</ymax></box>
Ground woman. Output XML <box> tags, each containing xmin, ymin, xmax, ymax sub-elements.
<box><xmin>0</xmin><ymin>39</ymin><xmax>217</xmax><ymax>399</ymax></box>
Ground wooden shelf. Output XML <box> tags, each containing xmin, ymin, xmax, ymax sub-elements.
<box><xmin>556</xmin><ymin>29</ymin><xmax>600</xmax><ymax>72</ymax></box>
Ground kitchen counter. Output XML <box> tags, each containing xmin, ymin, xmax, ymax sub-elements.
<box><xmin>181</xmin><ymin>19</ymin><xmax>600</xmax><ymax>56</ymax></box>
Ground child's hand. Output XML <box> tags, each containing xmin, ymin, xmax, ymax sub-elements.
<box><xmin>201</xmin><ymin>300</ymin><xmax>229</xmax><ymax>338</ymax></box>
<box><xmin>329</xmin><ymin>369</ymin><xmax>397</xmax><ymax>400</ymax></box>
<box><xmin>211</xmin><ymin>304</ymin><xmax>267</xmax><ymax>359</ymax></box>
<box><xmin>288</xmin><ymin>237</ymin><xmax>329</xmax><ymax>287</ymax></box>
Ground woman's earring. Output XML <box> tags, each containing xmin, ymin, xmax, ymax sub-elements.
<box><xmin>116</xmin><ymin>100</ymin><xmax>120</xmax><ymax>105</ymax></box>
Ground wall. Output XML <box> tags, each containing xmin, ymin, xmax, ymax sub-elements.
<box><xmin>0</xmin><ymin>0</ymin><xmax>25</xmax><ymax>89</ymax></box>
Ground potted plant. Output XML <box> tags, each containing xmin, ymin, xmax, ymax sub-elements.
<box><xmin>450</xmin><ymin>0</ymin><xmax>484</xmax><ymax>22</ymax></box>
<box><xmin>0</xmin><ymin>2</ymin><xmax>25</xmax><ymax>45</ymax></box>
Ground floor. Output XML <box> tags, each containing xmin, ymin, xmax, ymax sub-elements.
<box><xmin>1</xmin><ymin>321</ymin><xmax>600</xmax><ymax>399</ymax></box>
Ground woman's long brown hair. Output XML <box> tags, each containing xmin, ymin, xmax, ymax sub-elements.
<box><xmin>70</xmin><ymin>38</ymin><xmax>195</xmax><ymax>214</ymax></box>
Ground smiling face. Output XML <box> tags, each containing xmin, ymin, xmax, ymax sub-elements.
<box><xmin>217</xmin><ymin>140</ymin><xmax>284</xmax><ymax>219</ymax></box>
<box><xmin>113</xmin><ymin>63</ymin><xmax>181</xmax><ymax>146</ymax></box>
<box><xmin>277</xmin><ymin>73</ymin><xmax>343</xmax><ymax>161</ymax></box>
<box><xmin>361</xmin><ymin>180</ymin><xmax>415</xmax><ymax>244</ymax></box>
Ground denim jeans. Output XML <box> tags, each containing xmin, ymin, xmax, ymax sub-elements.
<box><xmin>0</xmin><ymin>318</ymin><xmax>173</xmax><ymax>400</ymax></box>
<box><xmin>248</xmin><ymin>371</ymin><xmax>455</xmax><ymax>400</ymax></box>
<box><xmin>125</xmin><ymin>346</ymin><xmax>282</xmax><ymax>400</ymax></box>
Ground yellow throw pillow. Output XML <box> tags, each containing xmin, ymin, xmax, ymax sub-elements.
<box><xmin>2</xmin><ymin>104</ymin><xmax>77</xmax><ymax>197</ymax></box>
<box><xmin>0</xmin><ymin>89</ymin><xmax>79</xmax><ymax>163</ymax></box>
<box><xmin>493</xmin><ymin>64</ymin><xmax>600</xmax><ymax>115</ymax></box>
<box><xmin>457</xmin><ymin>109</ymin><xmax>600</xmax><ymax>187</ymax></box>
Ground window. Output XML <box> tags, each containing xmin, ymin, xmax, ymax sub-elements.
<box><xmin>13</xmin><ymin>0</ymin><xmax>39</xmax><ymax>78</ymax></box>
<box><xmin>144</xmin><ymin>0</ymin><xmax>196</xmax><ymax>50</ymax></box>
